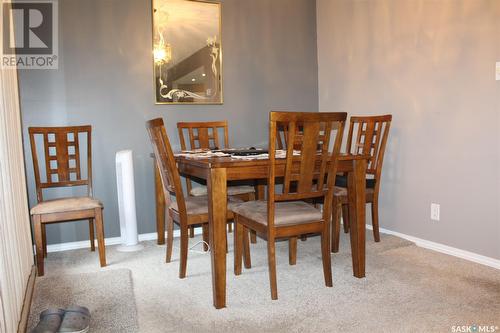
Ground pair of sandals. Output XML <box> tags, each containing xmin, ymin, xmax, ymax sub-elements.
<box><xmin>31</xmin><ymin>306</ymin><xmax>90</xmax><ymax>333</ymax></box>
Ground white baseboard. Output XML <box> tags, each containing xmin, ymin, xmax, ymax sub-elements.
<box><xmin>45</xmin><ymin>228</ymin><xmax>203</xmax><ymax>253</ymax></box>
<box><xmin>366</xmin><ymin>225</ymin><xmax>500</xmax><ymax>270</ymax></box>
<box><xmin>45</xmin><ymin>225</ymin><xmax>500</xmax><ymax>270</ymax></box>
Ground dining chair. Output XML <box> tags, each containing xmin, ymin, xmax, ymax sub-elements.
<box><xmin>147</xmin><ymin>118</ymin><xmax>243</xmax><ymax>278</ymax></box>
<box><xmin>28</xmin><ymin>126</ymin><xmax>106</xmax><ymax>276</ymax></box>
<box><xmin>177</xmin><ymin>121</ymin><xmax>256</xmax><ymax>236</ymax></box>
<box><xmin>331</xmin><ymin>115</ymin><xmax>392</xmax><ymax>252</ymax></box>
<box><xmin>232</xmin><ymin>111</ymin><xmax>347</xmax><ymax>300</ymax></box>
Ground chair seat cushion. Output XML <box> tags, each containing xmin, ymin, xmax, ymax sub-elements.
<box><xmin>334</xmin><ymin>186</ymin><xmax>374</xmax><ymax>197</ymax></box>
<box><xmin>231</xmin><ymin>200</ymin><xmax>323</xmax><ymax>226</ymax></box>
<box><xmin>335</xmin><ymin>175</ymin><xmax>376</xmax><ymax>189</ymax></box>
<box><xmin>170</xmin><ymin>196</ymin><xmax>242</xmax><ymax>215</ymax></box>
<box><xmin>189</xmin><ymin>185</ymin><xmax>255</xmax><ymax>197</ymax></box>
<box><xmin>30</xmin><ymin>197</ymin><xmax>103</xmax><ymax>215</ymax></box>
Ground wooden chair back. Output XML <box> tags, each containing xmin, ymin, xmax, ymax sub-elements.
<box><xmin>346</xmin><ymin>115</ymin><xmax>392</xmax><ymax>180</ymax></box>
<box><xmin>28</xmin><ymin>126</ymin><xmax>93</xmax><ymax>203</ymax></box>
<box><xmin>268</xmin><ymin>112</ymin><xmax>347</xmax><ymax>227</ymax></box>
<box><xmin>177</xmin><ymin>121</ymin><xmax>229</xmax><ymax>194</ymax></box>
<box><xmin>276</xmin><ymin>122</ymin><xmax>329</xmax><ymax>151</ymax></box>
<box><xmin>177</xmin><ymin>121</ymin><xmax>229</xmax><ymax>150</ymax></box>
<box><xmin>276</xmin><ymin>123</ymin><xmax>287</xmax><ymax>150</ymax></box>
<box><xmin>276</xmin><ymin>122</ymin><xmax>304</xmax><ymax>150</ymax></box>
<box><xmin>147</xmin><ymin>118</ymin><xmax>188</xmax><ymax>223</ymax></box>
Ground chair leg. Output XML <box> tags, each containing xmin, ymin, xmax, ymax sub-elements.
<box><xmin>225</xmin><ymin>226</ymin><xmax>229</xmax><ymax>254</ymax></box>
<box><xmin>371</xmin><ymin>198</ymin><xmax>381</xmax><ymax>242</ymax></box>
<box><xmin>179</xmin><ymin>226</ymin><xmax>189</xmax><ymax>278</ymax></box>
<box><xmin>249</xmin><ymin>190</ymin><xmax>258</xmax><ymax>244</ymax></box>
<box><xmin>155</xmin><ymin>164</ymin><xmax>166</xmax><ymax>245</ymax></box>
<box><xmin>242</xmin><ymin>226</ymin><xmax>251</xmax><ymax>269</ymax></box>
<box><xmin>321</xmin><ymin>223</ymin><xmax>333</xmax><ymax>287</ymax></box>
<box><xmin>267</xmin><ymin>236</ymin><xmax>278</xmax><ymax>300</ymax></box>
<box><xmin>41</xmin><ymin>224</ymin><xmax>47</xmax><ymax>258</ymax></box>
<box><xmin>202</xmin><ymin>223</ymin><xmax>209</xmax><ymax>252</ymax></box>
<box><xmin>331</xmin><ymin>200</ymin><xmax>341</xmax><ymax>253</ymax></box>
<box><xmin>94</xmin><ymin>208</ymin><xmax>106</xmax><ymax>267</ymax></box>
<box><xmin>342</xmin><ymin>203</ymin><xmax>350</xmax><ymax>233</ymax></box>
<box><xmin>89</xmin><ymin>218</ymin><xmax>95</xmax><ymax>252</ymax></box>
<box><xmin>33</xmin><ymin>215</ymin><xmax>44</xmax><ymax>276</ymax></box>
<box><xmin>165</xmin><ymin>213</ymin><xmax>174</xmax><ymax>263</ymax></box>
<box><xmin>289</xmin><ymin>237</ymin><xmax>297</xmax><ymax>265</ymax></box>
<box><xmin>233</xmin><ymin>217</ymin><xmax>243</xmax><ymax>275</ymax></box>
<box><xmin>250</xmin><ymin>230</ymin><xmax>257</xmax><ymax>244</ymax></box>
<box><xmin>189</xmin><ymin>226</ymin><xmax>195</xmax><ymax>238</ymax></box>
<box><xmin>228</xmin><ymin>222</ymin><xmax>233</xmax><ymax>233</ymax></box>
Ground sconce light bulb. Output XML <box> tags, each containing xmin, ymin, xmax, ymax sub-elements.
<box><xmin>153</xmin><ymin>43</ymin><xmax>172</xmax><ymax>64</ymax></box>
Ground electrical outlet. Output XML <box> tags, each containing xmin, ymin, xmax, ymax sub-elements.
<box><xmin>431</xmin><ymin>203</ymin><xmax>440</xmax><ymax>221</ymax></box>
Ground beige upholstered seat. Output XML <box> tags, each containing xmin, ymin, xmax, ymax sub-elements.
<box><xmin>231</xmin><ymin>200</ymin><xmax>322</xmax><ymax>226</ymax></box>
<box><xmin>30</xmin><ymin>197</ymin><xmax>103</xmax><ymax>215</ymax></box>
<box><xmin>189</xmin><ymin>185</ymin><xmax>255</xmax><ymax>197</ymax></box>
<box><xmin>170</xmin><ymin>196</ymin><xmax>242</xmax><ymax>215</ymax></box>
<box><xmin>333</xmin><ymin>187</ymin><xmax>374</xmax><ymax>197</ymax></box>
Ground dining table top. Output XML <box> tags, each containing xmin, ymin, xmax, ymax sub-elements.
<box><xmin>174</xmin><ymin>151</ymin><xmax>371</xmax><ymax>167</ymax></box>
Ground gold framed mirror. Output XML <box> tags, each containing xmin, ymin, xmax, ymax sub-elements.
<box><xmin>152</xmin><ymin>0</ymin><xmax>223</xmax><ymax>104</ymax></box>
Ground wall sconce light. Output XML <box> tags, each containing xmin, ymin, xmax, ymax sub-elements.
<box><xmin>153</xmin><ymin>40</ymin><xmax>172</xmax><ymax>64</ymax></box>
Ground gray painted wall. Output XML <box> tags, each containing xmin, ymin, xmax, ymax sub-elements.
<box><xmin>19</xmin><ymin>0</ymin><xmax>319</xmax><ymax>245</ymax></box>
<box><xmin>317</xmin><ymin>0</ymin><xmax>500</xmax><ymax>259</ymax></box>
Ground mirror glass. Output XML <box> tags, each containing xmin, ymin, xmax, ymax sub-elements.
<box><xmin>152</xmin><ymin>0</ymin><xmax>222</xmax><ymax>104</ymax></box>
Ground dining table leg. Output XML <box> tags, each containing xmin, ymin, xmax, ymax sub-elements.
<box><xmin>347</xmin><ymin>158</ymin><xmax>367</xmax><ymax>278</ymax></box>
<box><xmin>207</xmin><ymin>167</ymin><xmax>228</xmax><ymax>309</ymax></box>
<box><xmin>154</xmin><ymin>163</ymin><xmax>166</xmax><ymax>245</ymax></box>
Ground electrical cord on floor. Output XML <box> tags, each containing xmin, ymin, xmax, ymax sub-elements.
<box><xmin>173</xmin><ymin>240</ymin><xmax>211</xmax><ymax>254</ymax></box>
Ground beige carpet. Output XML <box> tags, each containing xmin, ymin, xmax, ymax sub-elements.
<box><xmin>33</xmin><ymin>232</ymin><xmax>500</xmax><ymax>333</ymax></box>
<box><xmin>28</xmin><ymin>269</ymin><xmax>139</xmax><ymax>332</ymax></box>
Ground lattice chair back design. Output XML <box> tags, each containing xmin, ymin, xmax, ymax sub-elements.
<box><xmin>177</xmin><ymin>121</ymin><xmax>256</xmax><ymax>199</ymax></box>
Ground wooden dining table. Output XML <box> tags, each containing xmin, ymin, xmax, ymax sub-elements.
<box><xmin>154</xmin><ymin>153</ymin><xmax>369</xmax><ymax>309</ymax></box>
